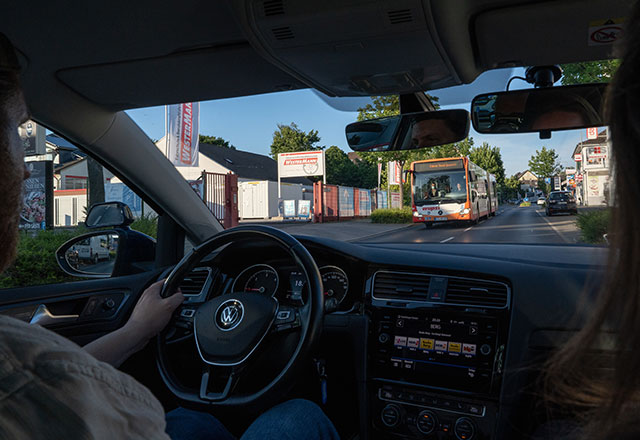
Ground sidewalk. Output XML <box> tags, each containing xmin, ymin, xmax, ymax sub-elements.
<box><xmin>239</xmin><ymin>218</ymin><xmax>415</xmax><ymax>242</ymax></box>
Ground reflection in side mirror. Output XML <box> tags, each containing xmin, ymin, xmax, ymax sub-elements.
<box><xmin>85</xmin><ymin>201</ymin><xmax>134</xmax><ymax>229</ymax></box>
<box><xmin>62</xmin><ymin>232</ymin><xmax>119</xmax><ymax>276</ymax></box>
<box><xmin>346</xmin><ymin>110</ymin><xmax>470</xmax><ymax>152</ymax></box>
<box><xmin>471</xmin><ymin>83</ymin><xmax>607</xmax><ymax>135</ymax></box>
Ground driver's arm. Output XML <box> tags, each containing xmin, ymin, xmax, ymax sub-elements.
<box><xmin>83</xmin><ymin>280</ymin><xmax>183</xmax><ymax>367</ymax></box>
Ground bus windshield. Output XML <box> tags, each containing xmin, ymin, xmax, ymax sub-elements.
<box><xmin>413</xmin><ymin>170</ymin><xmax>468</xmax><ymax>205</ymax></box>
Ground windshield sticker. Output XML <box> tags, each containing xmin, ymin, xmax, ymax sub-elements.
<box><xmin>588</xmin><ymin>18</ymin><xmax>625</xmax><ymax>46</ymax></box>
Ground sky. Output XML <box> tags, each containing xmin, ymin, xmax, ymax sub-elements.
<box><xmin>126</xmin><ymin>69</ymin><xmax>593</xmax><ymax>177</ymax></box>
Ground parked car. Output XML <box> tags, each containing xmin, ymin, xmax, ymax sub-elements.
<box><xmin>546</xmin><ymin>191</ymin><xmax>578</xmax><ymax>216</ymax></box>
<box><xmin>71</xmin><ymin>236</ymin><xmax>110</xmax><ymax>264</ymax></box>
<box><xmin>536</xmin><ymin>198</ymin><xmax>546</xmax><ymax>206</ymax></box>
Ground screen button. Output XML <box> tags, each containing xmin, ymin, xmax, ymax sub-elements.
<box><xmin>394</xmin><ymin>336</ymin><xmax>407</xmax><ymax>347</ymax></box>
<box><xmin>407</xmin><ymin>337</ymin><xmax>420</xmax><ymax>348</ymax></box>
<box><xmin>448</xmin><ymin>342</ymin><xmax>462</xmax><ymax>353</ymax></box>
<box><xmin>469</xmin><ymin>325</ymin><xmax>479</xmax><ymax>335</ymax></box>
<box><xmin>462</xmin><ymin>343</ymin><xmax>476</xmax><ymax>355</ymax></box>
<box><xmin>435</xmin><ymin>340</ymin><xmax>448</xmax><ymax>351</ymax></box>
<box><xmin>420</xmin><ymin>338</ymin><xmax>434</xmax><ymax>350</ymax></box>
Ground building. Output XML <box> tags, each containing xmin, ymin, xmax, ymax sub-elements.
<box><xmin>572</xmin><ymin>129</ymin><xmax>610</xmax><ymax>206</ymax></box>
<box><xmin>515</xmin><ymin>170</ymin><xmax>538</xmax><ymax>190</ymax></box>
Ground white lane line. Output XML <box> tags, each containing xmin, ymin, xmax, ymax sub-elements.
<box><xmin>464</xmin><ymin>227</ymin><xmax>473</xmax><ymax>232</ymax></box>
<box><xmin>440</xmin><ymin>236</ymin><xmax>455</xmax><ymax>243</ymax></box>
<box><xmin>535</xmin><ymin>210</ymin><xmax>570</xmax><ymax>244</ymax></box>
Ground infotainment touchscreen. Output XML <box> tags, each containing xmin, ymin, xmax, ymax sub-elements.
<box><xmin>373</xmin><ymin>312</ymin><xmax>499</xmax><ymax>393</ymax></box>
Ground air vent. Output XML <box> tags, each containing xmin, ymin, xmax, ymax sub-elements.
<box><xmin>272</xmin><ymin>26</ymin><xmax>294</xmax><ymax>41</ymax></box>
<box><xmin>446</xmin><ymin>278</ymin><xmax>508</xmax><ymax>308</ymax></box>
<box><xmin>180</xmin><ymin>267</ymin><xmax>212</xmax><ymax>296</ymax></box>
<box><xmin>373</xmin><ymin>271</ymin><xmax>430</xmax><ymax>301</ymax></box>
<box><xmin>264</xmin><ymin>0</ymin><xmax>285</xmax><ymax>16</ymax></box>
<box><xmin>388</xmin><ymin>9</ymin><xmax>413</xmax><ymax>25</ymax></box>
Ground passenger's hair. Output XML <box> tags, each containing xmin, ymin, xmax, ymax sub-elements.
<box><xmin>543</xmin><ymin>4</ymin><xmax>640</xmax><ymax>438</ymax></box>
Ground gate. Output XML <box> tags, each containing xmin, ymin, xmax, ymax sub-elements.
<box><xmin>202</xmin><ymin>171</ymin><xmax>238</xmax><ymax>228</ymax></box>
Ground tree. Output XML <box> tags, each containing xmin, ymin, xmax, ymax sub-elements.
<box><xmin>199</xmin><ymin>135</ymin><xmax>235</xmax><ymax>149</ymax></box>
<box><xmin>560</xmin><ymin>60</ymin><xmax>620</xmax><ymax>85</ymax></box>
<box><xmin>469</xmin><ymin>142</ymin><xmax>506</xmax><ymax>184</ymax></box>
<box><xmin>270</xmin><ymin>123</ymin><xmax>322</xmax><ymax>159</ymax></box>
<box><xmin>528</xmin><ymin>146</ymin><xmax>563</xmax><ymax>193</ymax></box>
<box><xmin>501</xmin><ymin>174</ymin><xmax>522</xmax><ymax>201</ymax></box>
<box><xmin>86</xmin><ymin>157</ymin><xmax>105</xmax><ymax>209</ymax></box>
<box><xmin>325</xmin><ymin>146</ymin><xmax>377</xmax><ymax>188</ymax></box>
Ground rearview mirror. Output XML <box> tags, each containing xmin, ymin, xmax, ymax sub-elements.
<box><xmin>345</xmin><ymin>110</ymin><xmax>470</xmax><ymax>152</ymax></box>
<box><xmin>57</xmin><ymin>231</ymin><xmax>120</xmax><ymax>277</ymax></box>
<box><xmin>471</xmin><ymin>83</ymin><xmax>607</xmax><ymax>135</ymax></box>
<box><xmin>85</xmin><ymin>201</ymin><xmax>134</xmax><ymax>228</ymax></box>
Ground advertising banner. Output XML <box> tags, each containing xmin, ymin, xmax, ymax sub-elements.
<box><xmin>298</xmin><ymin>200</ymin><xmax>311</xmax><ymax>218</ymax></box>
<box><xmin>104</xmin><ymin>183</ymin><xmax>143</xmax><ymax>218</ymax></box>
<box><xmin>277</xmin><ymin>151</ymin><xmax>325</xmax><ymax>178</ymax></box>
<box><xmin>19</xmin><ymin>160</ymin><xmax>53</xmax><ymax>230</ymax></box>
<box><xmin>574</xmin><ymin>153</ymin><xmax>582</xmax><ymax>162</ymax></box>
<box><xmin>388</xmin><ymin>161</ymin><xmax>402</xmax><ymax>185</ymax></box>
<box><xmin>167</xmin><ymin>103</ymin><xmax>200</xmax><ymax>167</ymax></box>
<box><xmin>19</xmin><ymin>120</ymin><xmax>46</xmax><ymax>156</ymax></box>
<box><xmin>586</xmin><ymin>127</ymin><xmax>598</xmax><ymax>140</ymax></box>
<box><xmin>283</xmin><ymin>200</ymin><xmax>296</xmax><ymax>217</ymax></box>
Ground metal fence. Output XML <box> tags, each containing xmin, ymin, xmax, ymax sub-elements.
<box><xmin>314</xmin><ymin>182</ymin><xmax>397</xmax><ymax>222</ymax></box>
<box><xmin>202</xmin><ymin>171</ymin><xmax>238</xmax><ymax>228</ymax></box>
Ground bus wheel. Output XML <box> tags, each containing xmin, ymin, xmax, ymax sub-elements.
<box><xmin>424</xmin><ymin>222</ymin><xmax>432</xmax><ymax>229</ymax></box>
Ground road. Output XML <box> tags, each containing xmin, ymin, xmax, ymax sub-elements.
<box><xmin>356</xmin><ymin>205</ymin><xmax>581</xmax><ymax>244</ymax></box>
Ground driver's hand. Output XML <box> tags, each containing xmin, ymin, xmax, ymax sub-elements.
<box><xmin>124</xmin><ymin>280</ymin><xmax>184</xmax><ymax>343</ymax></box>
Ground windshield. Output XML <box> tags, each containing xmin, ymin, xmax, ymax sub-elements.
<box><xmin>413</xmin><ymin>170</ymin><xmax>467</xmax><ymax>205</ymax></box>
<box><xmin>122</xmin><ymin>62</ymin><xmax>611</xmax><ymax>247</ymax></box>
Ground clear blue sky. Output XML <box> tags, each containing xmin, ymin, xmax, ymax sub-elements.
<box><xmin>126</xmin><ymin>72</ymin><xmax>593</xmax><ymax>177</ymax></box>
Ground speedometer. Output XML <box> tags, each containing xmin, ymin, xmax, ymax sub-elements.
<box><xmin>231</xmin><ymin>264</ymin><xmax>279</xmax><ymax>297</ymax></box>
<box><xmin>320</xmin><ymin>266</ymin><xmax>349</xmax><ymax>305</ymax></box>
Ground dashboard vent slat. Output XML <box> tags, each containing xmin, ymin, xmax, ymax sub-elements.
<box><xmin>373</xmin><ymin>272</ymin><xmax>430</xmax><ymax>300</ymax></box>
<box><xmin>180</xmin><ymin>267</ymin><xmax>213</xmax><ymax>296</ymax></box>
<box><xmin>446</xmin><ymin>278</ymin><xmax>508</xmax><ymax>308</ymax></box>
<box><xmin>264</xmin><ymin>0</ymin><xmax>285</xmax><ymax>16</ymax></box>
<box><xmin>388</xmin><ymin>9</ymin><xmax>413</xmax><ymax>25</ymax></box>
<box><xmin>272</xmin><ymin>26</ymin><xmax>294</xmax><ymax>40</ymax></box>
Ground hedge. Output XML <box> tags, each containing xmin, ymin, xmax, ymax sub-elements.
<box><xmin>576</xmin><ymin>209</ymin><xmax>610</xmax><ymax>244</ymax></box>
<box><xmin>370</xmin><ymin>207</ymin><xmax>413</xmax><ymax>224</ymax></box>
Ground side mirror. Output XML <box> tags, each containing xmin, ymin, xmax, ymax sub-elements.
<box><xmin>345</xmin><ymin>109</ymin><xmax>470</xmax><ymax>152</ymax></box>
<box><xmin>56</xmin><ymin>228</ymin><xmax>155</xmax><ymax>279</ymax></box>
<box><xmin>85</xmin><ymin>202</ymin><xmax>134</xmax><ymax>229</ymax></box>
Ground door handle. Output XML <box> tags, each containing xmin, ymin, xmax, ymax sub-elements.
<box><xmin>29</xmin><ymin>304</ymin><xmax>79</xmax><ymax>326</ymax></box>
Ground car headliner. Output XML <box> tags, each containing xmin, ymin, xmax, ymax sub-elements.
<box><xmin>0</xmin><ymin>0</ymin><xmax>629</xmax><ymax>242</ymax></box>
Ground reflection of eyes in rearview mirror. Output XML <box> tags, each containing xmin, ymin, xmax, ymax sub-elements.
<box><xmin>471</xmin><ymin>83</ymin><xmax>607</xmax><ymax>135</ymax></box>
<box><xmin>345</xmin><ymin>109</ymin><xmax>470</xmax><ymax>152</ymax></box>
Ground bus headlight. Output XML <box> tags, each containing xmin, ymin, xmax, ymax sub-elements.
<box><xmin>413</xmin><ymin>211</ymin><xmax>421</xmax><ymax>217</ymax></box>
<box><xmin>460</xmin><ymin>208</ymin><xmax>470</xmax><ymax>215</ymax></box>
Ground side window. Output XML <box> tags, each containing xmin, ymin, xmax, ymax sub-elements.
<box><xmin>0</xmin><ymin>127</ymin><xmax>157</xmax><ymax>290</ymax></box>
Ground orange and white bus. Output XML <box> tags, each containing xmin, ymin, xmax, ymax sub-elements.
<box><xmin>410</xmin><ymin>157</ymin><xmax>497</xmax><ymax>227</ymax></box>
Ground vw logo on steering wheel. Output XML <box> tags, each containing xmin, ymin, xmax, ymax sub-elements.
<box><xmin>215</xmin><ymin>300</ymin><xmax>244</xmax><ymax>331</ymax></box>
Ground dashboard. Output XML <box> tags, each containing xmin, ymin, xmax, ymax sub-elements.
<box><xmin>177</xmin><ymin>235</ymin><xmax>606</xmax><ymax>440</ymax></box>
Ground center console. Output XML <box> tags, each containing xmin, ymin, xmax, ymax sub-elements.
<box><xmin>367</xmin><ymin>270</ymin><xmax>510</xmax><ymax>440</ymax></box>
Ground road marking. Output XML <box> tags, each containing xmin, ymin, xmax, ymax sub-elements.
<box><xmin>464</xmin><ymin>227</ymin><xmax>473</xmax><ymax>232</ymax></box>
<box><xmin>440</xmin><ymin>236</ymin><xmax>455</xmax><ymax>243</ymax></box>
<box><xmin>535</xmin><ymin>210</ymin><xmax>571</xmax><ymax>244</ymax></box>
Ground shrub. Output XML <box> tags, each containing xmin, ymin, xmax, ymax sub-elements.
<box><xmin>130</xmin><ymin>214</ymin><xmax>158</xmax><ymax>239</ymax></box>
<box><xmin>576</xmin><ymin>209</ymin><xmax>610</xmax><ymax>244</ymax></box>
<box><xmin>0</xmin><ymin>229</ymin><xmax>86</xmax><ymax>289</ymax></box>
<box><xmin>519</xmin><ymin>201</ymin><xmax>532</xmax><ymax>207</ymax></box>
<box><xmin>371</xmin><ymin>207</ymin><xmax>413</xmax><ymax>224</ymax></box>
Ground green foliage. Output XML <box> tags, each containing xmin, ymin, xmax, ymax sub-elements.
<box><xmin>0</xmin><ymin>229</ymin><xmax>86</xmax><ymax>289</ymax></box>
<box><xmin>560</xmin><ymin>60</ymin><xmax>620</xmax><ymax>85</ymax></box>
<box><xmin>357</xmin><ymin>95</ymin><xmax>401</xmax><ymax>121</ymax></box>
<box><xmin>325</xmin><ymin>147</ymin><xmax>377</xmax><ymax>188</ymax></box>
<box><xmin>528</xmin><ymin>146</ymin><xmax>563</xmax><ymax>194</ymax></box>
<box><xmin>270</xmin><ymin>123</ymin><xmax>323</xmax><ymax>159</ymax></box>
<box><xmin>199</xmin><ymin>135</ymin><xmax>236</xmax><ymax>149</ymax></box>
<box><xmin>576</xmin><ymin>209</ymin><xmax>610</xmax><ymax>244</ymax></box>
<box><xmin>370</xmin><ymin>207</ymin><xmax>413</xmax><ymax>224</ymax></box>
<box><xmin>519</xmin><ymin>201</ymin><xmax>532</xmax><ymax>207</ymax></box>
<box><xmin>500</xmin><ymin>174</ymin><xmax>522</xmax><ymax>200</ymax></box>
<box><xmin>130</xmin><ymin>214</ymin><xmax>158</xmax><ymax>239</ymax></box>
<box><xmin>469</xmin><ymin>142</ymin><xmax>505</xmax><ymax>184</ymax></box>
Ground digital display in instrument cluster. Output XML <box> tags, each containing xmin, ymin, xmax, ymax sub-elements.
<box><xmin>287</xmin><ymin>271</ymin><xmax>305</xmax><ymax>303</ymax></box>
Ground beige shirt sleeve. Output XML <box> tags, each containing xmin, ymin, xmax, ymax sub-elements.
<box><xmin>0</xmin><ymin>315</ymin><xmax>170</xmax><ymax>440</ymax></box>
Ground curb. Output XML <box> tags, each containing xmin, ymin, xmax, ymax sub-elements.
<box><xmin>349</xmin><ymin>223</ymin><xmax>418</xmax><ymax>242</ymax></box>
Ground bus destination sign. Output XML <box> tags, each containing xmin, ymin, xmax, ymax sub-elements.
<box><xmin>414</xmin><ymin>159</ymin><xmax>464</xmax><ymax>173</ymax></box>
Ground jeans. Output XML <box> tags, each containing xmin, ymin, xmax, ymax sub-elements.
<box><xmin>165</xmin><ymin>399</ymin><xmax>340</xmax><ymax>440</ymax></box>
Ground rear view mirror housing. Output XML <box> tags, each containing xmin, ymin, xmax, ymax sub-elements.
<box><xmin>345</xmin><ymin>109</ymin><xmax>470</xmax><ymax>152</ymax></box>
<box><xmin>471</xmin><ymin>83</ymin><xmax>607</xmax><ymax>135</ymax></box>
<box><xmin>85</xmin><ymin>201</ymin><xmax>134</xmax><ymax>229</ymax></box>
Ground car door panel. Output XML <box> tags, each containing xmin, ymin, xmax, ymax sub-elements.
<box><xmin>0</xmin><ymin>269</ymin><xmax>165</xmax><ymax>345</ymax></box>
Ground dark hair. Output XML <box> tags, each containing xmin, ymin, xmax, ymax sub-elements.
<box><xmin>522</xmin><ymin>88</ymin><xmax>603</xmax><ymax>131</ymax></box>
<box><xmin>543</xmin><ymin>3</ymin><xmax>640</xmax><ymax>438</ymax></box>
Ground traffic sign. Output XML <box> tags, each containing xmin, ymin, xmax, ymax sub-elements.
<box><xmin>574</xmin><ymin>153</ymin><xmax>582</xmax><ymax>162</ymax></box>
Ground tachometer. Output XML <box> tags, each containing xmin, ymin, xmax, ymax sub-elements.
<box><xmin>320</xmin><ymin>266</ymin><xmax>349</xmax><ymax>305</ymax></box>
<box><xmin>231</xmin><ymin>264</ymin><xmax>279</xmax><ymax>296</ymax></box>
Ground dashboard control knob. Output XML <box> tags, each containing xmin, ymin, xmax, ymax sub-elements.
<box><xmin>416</xmin><ymin>409</ymin><xmax>438</xmax><ymax>435</ymax></box>
<box><xmin>480</xmin><ymin>344</ymin><xmax>492</xmax><ymax>355</ymax></box>
<box><xmin>378</xmin><ymin>333</ymin><xmax>390</xmax><ymax>344</ymax></box>
<box><xmin>380</xmin><ymin>404</ymin><xmax>401</xmax><ymax>428</ymax></box>
<box><xmin>102</xmin><ymin>298</ymin><xmax>116</xmax><ymax>310</ymax></box>
<box><xmin>454</xmin><ymin>417</ymin><xmax>476</xmax><ymax>440</ymax></box>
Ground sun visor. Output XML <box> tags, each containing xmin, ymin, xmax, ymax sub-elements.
<box><xmin>474</xmin><ymin>0</ymin><xmax>630</xmax><ymax>69</ymax></box>
<box><xmin>235</xmin><ymin>0</ymin><xmax>462</xmax><ymax>96</ymax></box>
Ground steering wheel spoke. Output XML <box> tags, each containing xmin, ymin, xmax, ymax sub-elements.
<box><xmin>165</xmin><ymin>304</ymin><xmax>200</xmax><ymax>344</ymax></box>
<box><xmin>270</xmin><ymin>305</ymin><xmax>302</xmax><ymax>334</ymax></box>
<box><xmin>199</xmin><ymin>365</ymin><xmax>240</xmax><ymax>402</ymax></box>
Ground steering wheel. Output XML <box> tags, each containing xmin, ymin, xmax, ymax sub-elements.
<box><xmin>156</xmin><ymin>225</ymin><xmax>324</xmax><ymax>407</ymax></box>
